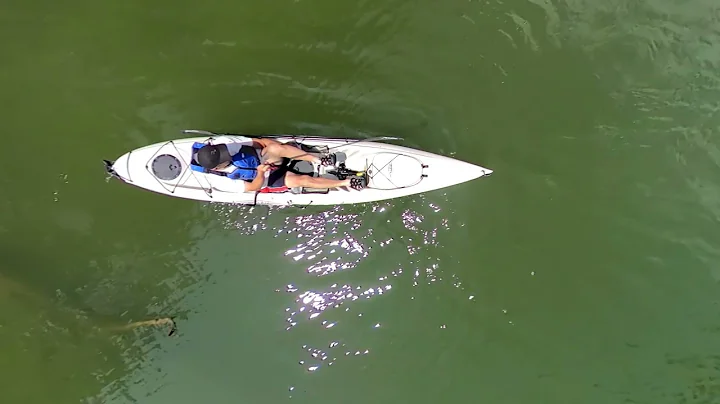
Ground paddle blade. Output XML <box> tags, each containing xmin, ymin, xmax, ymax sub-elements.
<box><xmin>369</xmin><ymin>136</ymin><xmax>403</xmax><ymax>142</ymax></box>
<box><xmin>182</xmin><ymin>129</ymin><xmax>218</xmax><ymax>136</ymax></box>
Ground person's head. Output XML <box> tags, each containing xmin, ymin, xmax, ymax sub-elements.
<box><xmin>196</xmin><ymin>144</ymin><xmax>231</xmax><ymax>169</ymax></box>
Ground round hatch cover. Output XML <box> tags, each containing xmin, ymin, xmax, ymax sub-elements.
<box><xmin>151</xmin><ymin>154</ymin><xmax>182</xmax><ymax>180</ymax></box>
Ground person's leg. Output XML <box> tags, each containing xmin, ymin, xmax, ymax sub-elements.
<box><xmin>259</xmin><ymin>139</ymin><xmax>334</xmax><ymax>166</ymax></box>
<box><xmin>284</xmin><ymin>172</ymin><xmax>367</xmax><ymax>190</ymax></box>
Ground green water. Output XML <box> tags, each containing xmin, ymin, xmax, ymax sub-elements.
<box><xmin>2</xmin><ymin>0</ymin><xmax>720</xmax><ymax>402</ymax></box>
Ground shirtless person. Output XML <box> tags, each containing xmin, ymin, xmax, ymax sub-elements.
<box><xmin>191</xmin><ymin>135</ymin><xmax>367</xmax><ymax>193</ymax></box>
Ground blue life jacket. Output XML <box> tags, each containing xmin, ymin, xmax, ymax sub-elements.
<box><xmin>189</xmin><ymin>142</ymin><xmax>261</xmax><ymax>181</ymax></box>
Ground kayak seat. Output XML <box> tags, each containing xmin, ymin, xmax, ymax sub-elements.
<box><xmin>280</xmin><ymin>142</ymin><xmax>333</xmax><ymax>194</ymax></box>
<box><xmin>285</xmin><ymin>160</ymin><xmax>331</xmax><ymax>195</ymax></box>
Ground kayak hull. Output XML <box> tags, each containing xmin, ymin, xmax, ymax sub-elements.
<box><xmin>104</xmin><ymin>132</ymin><xmax>493</xmax><ymax>207</ymax></box>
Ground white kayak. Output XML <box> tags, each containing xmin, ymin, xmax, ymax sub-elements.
<box><xmin>103</xmin><ymin>130</ymin><xmax>493</xmax><ymax>207</ymax></box>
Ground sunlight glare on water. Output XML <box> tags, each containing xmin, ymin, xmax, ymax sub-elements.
<box><xmin>210</xmin><ymin>193</ymin><xmax>475</xmax><ymax>379</ymax></box>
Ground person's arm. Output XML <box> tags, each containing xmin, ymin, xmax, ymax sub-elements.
<box><xmin>243</xmin><ymin>164</ymin><xmax>270</xmax><ymax>192</ymax></box>
<box><xmin>250</xmin><ymin>137</ymin><xmax>278</xmax><ymax>148</ymax></box>
<box><xmin>243</xmin><ymin>174</ymin><xmax>265</xmax><ymax>192</ymax></box>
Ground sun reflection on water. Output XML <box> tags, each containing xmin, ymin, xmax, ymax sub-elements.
<box><xmin>280</xmin><ymin>209</ymin><xmax>369</xmax><ymax>276</ymax></box>
<box><xmin>213</xmin><ymin>193</ymin><xmax>469</xmax><ymax>385</ymax></box>
<box><xmin>263</xmin><ymin>195</ymin><xmax>463</xmax><ymax>376</ymax></box>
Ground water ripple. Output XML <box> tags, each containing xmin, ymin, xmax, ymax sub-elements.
<box><xmin>276</xmin><ymin>198</ymin><xmax>461</xmax><ymax>374</ymax></box>
<box><xmin>278</xmin><ymin>208</ymin><xmax>368</xmax><ymax>276</ymax></box>
<box><xmin>206</xmin><ymin>191</ymin><xmax>469</xmax><ymax>388</ymax></box>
